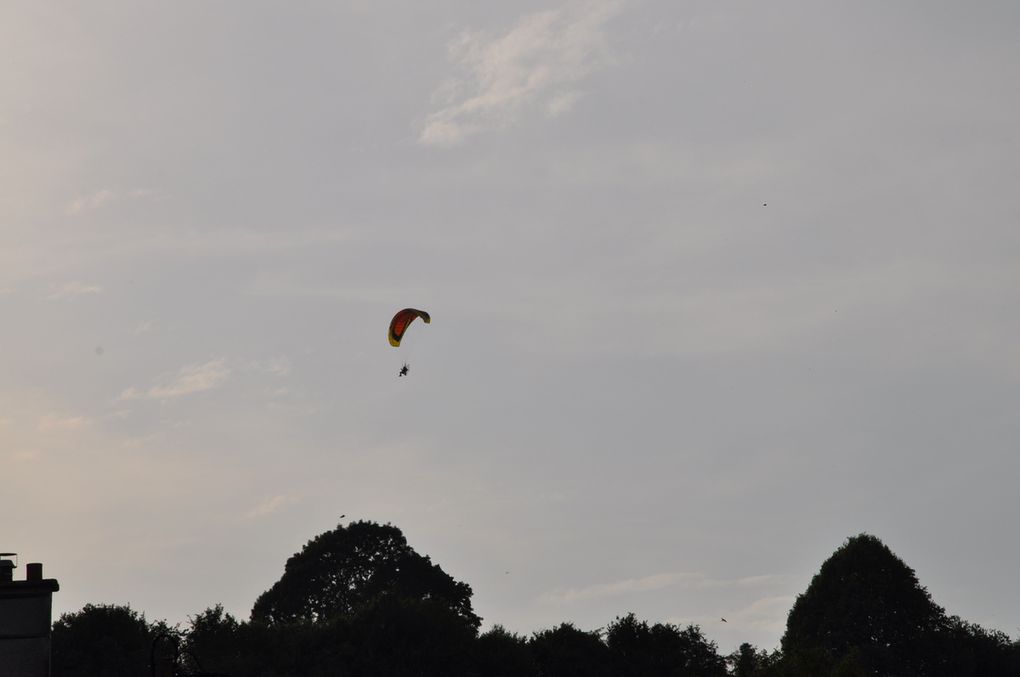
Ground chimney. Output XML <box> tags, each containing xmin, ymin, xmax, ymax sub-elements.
<box><xmin>0</xmin><ymin>553</ymin><xmax>59</xmax><ymax>677</ymax></box>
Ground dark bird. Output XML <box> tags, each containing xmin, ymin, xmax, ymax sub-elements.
<box><xmin>721</xmin><ymin>618</ymin><xmax>728</xmax><ymax>623</ymax></box>
<box><xmin>399</xmin><ymin>363</ymin><xmax>409</xmax><ymax>377</ymax></box>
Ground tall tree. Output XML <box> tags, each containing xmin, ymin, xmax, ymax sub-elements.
<box><xmin>781</xmin><ymin>533</ymin><xmax>946</xmax><ymax>676</ymax></box>
<box><xmin>251</xmin><ymin>520</ymin><xmax>479</xmax><ymax>628</ymax></box>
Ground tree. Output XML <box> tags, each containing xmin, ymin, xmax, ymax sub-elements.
<box><xmin>530</xmin><ymin>623</ymin><xmax>611</xmax><ymax>677</ymax></box>
<box><xmin>341</xmin><ymin>596</ymin><xmax>478</xmax><ymax>677</ymax></box>
<box><xmin>605</xmin><ymin>613</ymin><xmax>727</xmax><ymax>677</ymax></box>
<box><xmin>185</xmin><ymin>605</ymin><xmax>350</xmax><ymax>677</ymax></box>
<box><xmin>183</xmin><ymin>605</ymin><xmax>244</xmax><ymax>675</ymax></box>
<box><xmin>251</xmin><ymin>519</ymin><xmax>479</xmax><ymax>628</ymax></box>
<box><xmin>474</xmin><ymin>625</ymin><xmax>539</xmax><ymax>677</ymax></box>
<box><xmin>781</xmin><ymin>533</ymin><xmax>946</xmax><ymax>676</ymax></box>
<box><xmin>727</xmin><ymin>642</ymin><xmax>780</xmax><ymax>677</ymax></box>
<box><xmin>51</xmin><ymin>603</ymin><xmax>172</xmax><ymax>677</ymax></box>
<box><xmin>926</xmin><ymin>615</ymin><xmax>1020</xmax><ymax>677</ymax></box>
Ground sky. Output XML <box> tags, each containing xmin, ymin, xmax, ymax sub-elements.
<box><xmin>2</xmin><ymin>0</ymin><xmax>1019</xmax><ymax>652</ymax></box>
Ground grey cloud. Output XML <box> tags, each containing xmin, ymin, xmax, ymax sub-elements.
<box><xmin>119</xmin><ymin>359</ymin><xmax>231</xmax><ymax>401</ymax></box>
<box><xmin>65</xmin><ymin>189</ymin><xmax>116</xmax><ymax>215</ymax></box>
<box><xmin>47</xmin><ymin>281</ymin><xmax>102</xmax><ymax>300</ymax></box>
<box><xmin>542</xmin><ymin>572</ymin><xmax>790</xmax><ymax>605</ymax></box>
<box><xmin>420</xmin><ymin>0</ymin><xmax>625</xmax><ymax>145</ymax></box>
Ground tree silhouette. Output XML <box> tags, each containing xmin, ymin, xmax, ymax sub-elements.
<box><xmin>727</xmin><ymin>642</ymin><xmax>780</xmax><ymax>677</ymax></box>
<box><xmin>51</xmin><ymin>603</ymin><xmax>173</xmax><ymax>677</ymax></box>
<box><xmin>49</xmin><ymin>527</ymin><xmax>1020</xmax><ymax>677</ymax></box>
<box><xmin>929</xmin><ymin>615</ymin><xmax>1020</xmax><ymax>676</ymax></box>
<box><xmin>342</xmin><ymin>596</ymin><xmax>478</xmax><ymax>676</ymax></box>
<box><xmin>781</xmin><ymin>533</ymin><xmax>946</xmax><ymax>676</ymax></box>
<box><xmin>474</xmin><ymin>625</ymin><xmax>538</xmax><ymax>677</ymax></box>
<box><xmin>530</xmin><ymin>622</ymin><xmax>612</xmax><ymax>677</ymax></box>
<box><xmin>605</xmin><ymin>612</ymin><xmax>727</xmax><ymax>676</ymax></box>
<box><xmin>183</xmin><ymin>605</ymin><xmax>246</xmax><ymax>675</ymax></box>
<box><xmin>251</xmin><ymin>520</ymin><xmax>479</xmax><ymax>628</ymax></box>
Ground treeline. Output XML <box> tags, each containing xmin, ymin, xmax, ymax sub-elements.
<box><xmin>50</xmin><ymin>523</ymin><xmax>1020</xmax><ymax>677</ymax></box>
<box><xmin>54</xmin><ymin>603</ymin><xmax>728</xmax><ymax>677</ymax></box>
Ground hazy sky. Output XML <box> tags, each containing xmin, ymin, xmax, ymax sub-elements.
<box><xmin>3</xmin><ymin>1</ymin><xmax>1019</xmax><ymax>651</ymax></box>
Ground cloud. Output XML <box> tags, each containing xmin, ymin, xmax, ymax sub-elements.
<box><xmin>47</xmin><ymin>281</ymin><xmax>102</xmax><ymax>300</ymax></box>
<box><xmin>248</xmin><ymin>357</ymin><xmax>292</xmax><ymax>377</ymax></box>
<box><xmin>668</xmin><ymin>595</ymin><xmax>796</xmax><ymax>635</ymax></box>
<box><xmin>10</xmin><ymin>449</ymin><xmax>41</xmax><ymax>462</ymax></box>
<box><xmin>133</xmin><ymin>320</ymin><xmax>156</xmax><ymax>336</ymax></box>
<box><xmin>64</xmin><ymin>187</ymin><xmax>161</xmax><ymax>215</ymax></box>
<box><xmin>65</xmin><ymin>189</ymin><xmax>116</xmax><ymax>214</ymax></box>
<box><xmin>420</xmin><ymin>0</ymin><xmax>625</xmax><ymax>146</ymax></box>
<box><xmin>38</xmin><ymin>414</ymin><xmax>92</xmax><ymax>431</ymax></box>
<box><xmin>265</xmin><ymin>386</ymin><xmax>292</xmax><ymax>398</ymax></box>
<box><xmin>547</xmin><ymin>90</ymin><xmax>583</xmax><ymax>117</ymax></box>
<box><xmin>244</xmin><ymin>273</ymin><xmax>414</xmax><ymax>303</ymax></box>
<box><xmin>165</xmin><ymin>228</ymin><xmax>350</xmax><ymax>257</ymax></box>
<box><xmin>246</xmin><ymin>494</ymin><xmax>299</xmax><ymax>519</ymax></box>
<box><xmin>726</xmin><ymin>595</ymin><xmax>796</xmax><ymax>632</ymax></box>
<box><xmin>543</xmin><ymin>572</ymin><xmax>700</xmax><ymax>604</ymax></box>
<box><xmin>119</xmin><ymin>359</ymin><xmax>231</xmax><ymax>401</ymax></box>
<box><xmin>541</xmin><ymin>571</ymin><xmax>789</xmax><ymax>604</ymax></box>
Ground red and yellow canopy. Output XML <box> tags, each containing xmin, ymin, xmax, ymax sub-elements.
<box><xmin>388</xmin><ymin>308</ymin><xmax>430</xmax><ymax>347</ymax></box>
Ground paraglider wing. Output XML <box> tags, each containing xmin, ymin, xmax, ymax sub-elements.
<box><xmin>388</xmin><ymin>308</ymin><xmax>431</xmax><ymax>347</ymax></box>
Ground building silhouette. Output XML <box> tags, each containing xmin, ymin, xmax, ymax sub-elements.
<box><xmin>0</xmin><ymin>554</ymin><xmax>59</xmax><ymax>677</ymax></box>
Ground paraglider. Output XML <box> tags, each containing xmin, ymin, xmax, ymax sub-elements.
<box><xmin>388</xmin><ymin>308</ymin><xmax>430</xmax><ymax>347</ymax></box>
<box><xmin>389</xmin><ymin>308</ymin><xmax>430</xmax><ymax>377</ymax></box>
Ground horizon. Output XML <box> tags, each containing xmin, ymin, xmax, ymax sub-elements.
<box><xmin>9</xmin><ymin>523</ymin><xmax>1009</xmax><ymax>653</ymax></box>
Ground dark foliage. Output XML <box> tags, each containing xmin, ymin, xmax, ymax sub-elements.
<box><xmin>782</xmin><ymin>533</ymin><xmax>945</xmax><ymax>676</ymax></box>
<box><xmin>605</xmin><ymin>612</ymin><xmax>727</xmax><ymax>677</ymax></box>
<box><xmin>49</xmin><ymin>526</ymin><xmax>1020</xmax><ymax>677</ymax></box>
<box><xmin>251</xmin><ymin>520</ymin><xmax>479</xmax><ymax>628</ymax></box>
<box><xmin>780</xmin><ymin>533</ymin><xmax>1020</xmax><ymax>676</ymax></box>
<box><xmin>474</xmin><ymin>625</ymin><xmax>539</xmax><ymax>677</ymax></box>
<box><xmin>926</xmin><ymin>615</ymin><xmax>1020</xmax><ymax>676</ymax></box>
<box><xmin>51</xmin><ymin>603</ymin><xmax>174</xmax><ymax>677</ymax></box>
<box><xmin>726</xmin><ymin>642</ymin><xmax>782</xmax><ymax>677</ymax></box>
<box><xmin>341</xmin><ymin>596</ymin><xmax>478</xmax><ymax>676</ymax></box>
<box><xmin>183</xmin><ymin>605</ymin><xmax>248</xmax><ymax>675</ymax></box>
<box><xmin>530</xmin><ymin>622</ymin><xmax>611</xmax><ymax>677</ymax></box>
